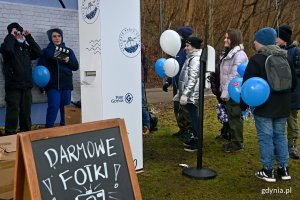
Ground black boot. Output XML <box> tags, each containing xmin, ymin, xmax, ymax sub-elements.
<box><xmin>216</xmin><ymin>122</ymin><xmax>230</xmax><ymax>140</ymax></box>
<box><xmin>288</xmin><ymin>139</ymin><xmax>300</xmax><ymax>159</ymax></box>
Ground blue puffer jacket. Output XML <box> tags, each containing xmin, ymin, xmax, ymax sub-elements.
<box><xmin>38</xmin><ymin>30</ymin><xmax>78</xmax><ymax>90</ymax></box>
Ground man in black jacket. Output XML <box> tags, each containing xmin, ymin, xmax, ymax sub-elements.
<box><xmin>241</xmin><ymin>27</ymin><xmax>296</xmax><ymax>182</ymax></box>
<box><xmin>1</xmin><ymin>22</ymin><xmax>42</xmax><ymax>135</ymax></box>
<box><xmin>276</xmin><ymin>25</ymin><xmax>300</xmax><ymax>159</ymax></box>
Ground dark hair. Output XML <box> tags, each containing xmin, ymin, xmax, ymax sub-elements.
<box><xmin>226</xmin><ymin>29</ymin><xmax>243</xmax><ymax>48</ymax></box>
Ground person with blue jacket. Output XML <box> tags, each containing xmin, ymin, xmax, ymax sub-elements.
<box><xmin>162</xmin><ymin>26</ymin><xmax>193</xmax><ymax>140</ymax></box>
<box><xmin>38</xmin><ymin>28</ymin><xmax>79</xmax><ymax>128</ymax></box>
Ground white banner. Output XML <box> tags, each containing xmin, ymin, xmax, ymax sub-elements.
<box><xmin>78</xmin><ymin>0</ymin><xmax>143</xmax><ymax>170</ymax></box>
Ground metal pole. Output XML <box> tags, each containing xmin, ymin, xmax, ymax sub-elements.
<box><xmin>182</xmin><ymin>4</ymin><xmax>217</xmax><ymax>180</ymax></box>
<box><xmin>159</xmin><ymin>0</ymin><xmax>163</xmax><ymax>57</ymax></box>
<box><xmin>159</xmin><ymin>0</ymin><xmax>164</xmax><ymax>84</ymax></box>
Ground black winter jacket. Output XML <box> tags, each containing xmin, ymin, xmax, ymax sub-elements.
<box><xmin>240</xmin><ymin>45</ymin><xmax>296</xmax><ymax>118</ymax></box>
<box><xmin>1</xmin><ymin>34</ymin><xmax>42</xmax><ymax>91</ymax></box>
<box><xmin>285</xmin><ymin>43</ymin><xmax>300</xmax><ymax>109</ymax></box>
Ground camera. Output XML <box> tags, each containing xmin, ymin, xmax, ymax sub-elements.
<box><xmin>75</xmin><ymin>189</ymin><xmax>105</xmax><ymax>200</ymax></box>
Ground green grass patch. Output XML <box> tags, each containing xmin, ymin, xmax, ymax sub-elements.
<box><xmin>139</xmin><ymin>97</ymin><xmax>300</xmax><ymax>200</ymax></box>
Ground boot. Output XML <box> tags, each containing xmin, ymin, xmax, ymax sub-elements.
<box><xmin>288</xmin><ymin>139</ymin><xmax>299</xmax><ymax>159</ymax></box>
<box><xmin>216</xmin><ymin>122</ymin><xmax>230</xmax><ymax>140</ymax></box>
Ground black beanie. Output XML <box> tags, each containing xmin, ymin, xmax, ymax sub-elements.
<box><xmin>276</xmin><ymin>25</ymin><xmax>292</xmax><ymax>43</ymax></box>
<box><xmin>7</xmin><ymin>22</ymin><xmax>23</xmax><ymax>34</ymax></box>
<box><xmin>186</xmin><ymin>37</ymin><xmax>203</xmax><ymax>49</ymax></box>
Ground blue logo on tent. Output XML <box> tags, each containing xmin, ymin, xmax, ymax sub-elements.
<box><xmin>81</xmin><ymin>0</ymin><xmax>100</xmax><ymax>24</ymax></box>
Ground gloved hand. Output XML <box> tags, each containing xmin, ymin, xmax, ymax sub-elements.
<box><xmin>180</xmin><ymin>95</ymin><xmax>188</xmax><ymax>105</ymax></box>
<box><xmin>162</xmin><ymin>82</ymin><xmax>169</xmax><ymax>92</ymax></box>
<box><xmin>173</xmin><ymin>93</ymin><xmax>179</xmax><ymax>102</ymax></box>
<box><xmin>39</xmin><ymin>88</ymin><xmax>46</xmax><ymax>95</ymax></box>
<box><xmin>241</xmin><ymin>109</ymin><xmax>250</xmax><ymax>121</ymax></box>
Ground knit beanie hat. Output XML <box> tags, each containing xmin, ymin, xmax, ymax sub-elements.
<box><xmin>176</xmin><ymin>26</ymin><xmax>193</xmax><ymax>39</ymax></box>
<box><xmin>186</xmin><ymin>36</ymin><xmax>203</xmax><ymax>49</ymax></box>
<box><xmin>254</xmin><ymin>27</ymin><xmax>276</xmax><ymax>45</ymax></box>
<box><xmin>7</xmin><ymin>22</ymin><xmax>23</xmax><ymax>34</ymax></box>
<box><xmin>47</xmin><ymin>28</ymin><xmax>63</xmax><ymax>42</ymax></box>
<box><xmin>276</xmin><ymin>25</ymin><xmax>292</xmax><ymax>43</ymax></box>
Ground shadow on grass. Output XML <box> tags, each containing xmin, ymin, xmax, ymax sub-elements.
<box><xmin>138</xmin><ymin>97</ymin><xmax>300</xmax><ymax>200</ymax></box>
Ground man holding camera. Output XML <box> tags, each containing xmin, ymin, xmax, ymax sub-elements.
<box><xmin>1</xmin><ymin>22</ymin><xmax>42</xmax><ymax>135</ymax></box>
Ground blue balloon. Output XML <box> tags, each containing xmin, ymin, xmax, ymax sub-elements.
<box><xmin>237</xmin><ymin>62</ymin><xmax>248</xmax><ymax>77</ymax></box>
<box><xmin>154</xmin><ymin>58</ymin><xmax>166</xmax><ymax>78</ymax></box>
<box><xmin>228</xmin><ymin>77</ymin><xmax>243</xmax><ymax>103</ymax></box>
<box><xmin>241</xmin><ymin>77</ymin><xmax>270</xmax><ymax>107</ymax></box>
<box><xmin>32</xmin><ymin>65</ymin><xmax>50</xmax><ymax>88</ymax></box>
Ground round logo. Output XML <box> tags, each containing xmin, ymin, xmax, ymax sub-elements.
<box><xmin>81</xmin><ymin>0</ymin><xmax>100</xmax><ymax>24</ymax></box>
<box><xmin>125</xmin><ymin>93</ymin><xmax>133</xmax><ymax>104</ymax></box>
<box><xmin>119</xmin><ymin>28</ymin><xmax>141</xmax><ymax>58</ymax></box>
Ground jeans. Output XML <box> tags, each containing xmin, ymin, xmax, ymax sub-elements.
<box><xmin>186</xmin><ymin>103</ymin><xmax>199</xmax><ymax>138</ymax></box>
<box><xmin>46</xmin><ymin>89</ymin><xmax>71</xmax><ymax>128</ymax></box>
<box><xmin>254</xmin><ymin>115</ymin><xmax>289</xmax><ymax>169</ymax></box>
<box><xmin>142</xmin><ymin>83</ymin><xmax>150</xmax><ymax>128</ymax></box>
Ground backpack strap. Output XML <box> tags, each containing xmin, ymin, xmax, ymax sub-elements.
<box><xmin>188</xmin><ymin>56</ymin><xmax>195</xmax><ymax>66</ymax></box>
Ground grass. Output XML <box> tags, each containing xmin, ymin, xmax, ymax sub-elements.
<box><xmin>138</xmin><ymin>97</ymin><xmax>300</xmax><ymax>200</ymax></box>
<box><xmin>0</xmin><ymin>97</ymin><xmax>299</xmax><ymax>199</ymax></box>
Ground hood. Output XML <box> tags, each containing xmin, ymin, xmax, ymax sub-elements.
<box><xmin>176</xmin><ymin>26</ymin><xmax>193</xmax><ymax>39</ymax></box>
<box><xmin>47</xmin><ymin>28</ymin><xmax>63</xmax><ymax>42</ymax></box>
<box><xmin>259</xmin><ymin>45</ymin><xmax>288</xmax><ymax>57</ymax></box>
<box><xmin>223</xmin><ymin>44</ymin><xmax>244</xmax><ymax>59</ymax></box>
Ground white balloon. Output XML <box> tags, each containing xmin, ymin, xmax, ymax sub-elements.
<box><xmin>160</xmin><ymin>30</ymin><xmax>181</xmax><ymax>57</ymax></box>
<box><xmin>163</xmin><ymin>58</ymin><xmax>179</xmax><ymax>77</ymax></box>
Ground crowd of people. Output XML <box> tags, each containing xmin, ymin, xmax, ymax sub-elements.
<box><xmin>162</xmin><ymin>25</ymin><xmax>299</xmax><ymax>183</ymax></box>
<box><xmin>0</xmin><ymin>21</ymin><xmax>299</xmax><ymax>183</ymax></box>
<box><xmin>0</xmin><ymin>22</ymin><xmax>78</xmax><ymax>134</ymax></box>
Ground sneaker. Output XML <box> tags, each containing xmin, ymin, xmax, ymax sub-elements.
<box><xmin>142</xmin><ymin>126</ymin><xmax>150</xmax><ymax>137</ymax></box>
<box><xmin>289</xmin><ymin>147</ymin><xmax>300</xmax><ymax>159</ymax></box>
<box><xmin>222</xmin><ymin>143</ymin><xmax>243</xmax><ymax>153</ymax></box>
<box><xmin>255</xmin><ymin>168</ymin><xmax>276</xmax><ymax>182</ymax></box>
<box><xmin>172</xmin><ymin>130</ymin><xmax>184</xmax><ymax>137</ymax></box>
<box><xmin>215</xmin><ymin>133</ymin><xmax>230</xmax><ymax>140</ymax></box>
<box><xmin>183</xmin><ymin>137</ymin><xmax>195</xmax><ymax>147</ymax></box>
<box><xmin>184</xmin><ymin>141</ymin><xmax>198</xmax><ymax>152</ymax></box>
<box><xmin>179</xmin><ymin>131</ymin><xmax>192</xmax><ymax>141</ymax></box>
<box><xmin>277</xmin><ymin>167</ymin><xmax>291</xmax><ymax>180</ymax></box>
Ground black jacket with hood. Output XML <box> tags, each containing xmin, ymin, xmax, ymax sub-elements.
<box><xmin>1</xmin><ymin>34</ymin><xmax>42</xmax><ymax>91</ymax></box>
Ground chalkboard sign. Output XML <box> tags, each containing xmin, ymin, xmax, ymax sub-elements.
<box><xmin>14</xmin><ymin>119</ymin><xmax>142</xmax><ymax>200</ymax></box>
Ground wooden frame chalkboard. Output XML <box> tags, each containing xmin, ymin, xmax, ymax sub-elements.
<box><xmin>14</xmin><ymin>118</ymin><xmax>142</xmax><ymax>200</ymax></box>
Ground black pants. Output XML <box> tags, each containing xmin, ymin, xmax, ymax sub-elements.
<box><xmin>5</xmin><ymin>89</ymin><xmax>32</xmax><ymax>134</ymax></box>
<box><xmin>173</xmin><ymin>84</ymin><xmax>192</xmax><ymax>132</ymax></box>
<box><xmin>226</xmin><ymin>99</ymin><xmax>243</xmax><ymax>146</ymax></box>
